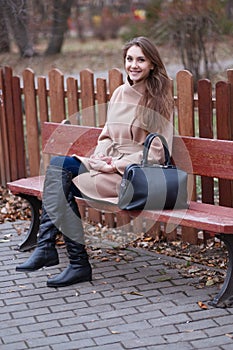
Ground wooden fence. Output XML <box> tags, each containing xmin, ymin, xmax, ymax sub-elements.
<box><xmin>0</xmin><ymin>65</ymin><xmax>233</xmax><ymax>242</ymax></box>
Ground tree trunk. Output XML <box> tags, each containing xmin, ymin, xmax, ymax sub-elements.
<box><xmin>45</xmin><ymin>0</ymin><xmax>74</xmax><ymax>55</ymax></box>
<box><xmin>0</xmin><ymin>7</ymin><xmax>10</xmax><ymax>53</ymax></box>
<box><xmin>3</xmin><ymin>0</ymin><xmax>35</xmax><ymax>57</ymax></box>
<box><xmin>226</xmin><ymin>0</ymin><xmax>233</xmax><ymax>19</ymax></box>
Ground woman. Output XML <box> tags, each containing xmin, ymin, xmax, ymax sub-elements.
<box><xmin>16</xmin><ymin>36</ymin><xmax>174</xmax><ymax>288</ymax></box>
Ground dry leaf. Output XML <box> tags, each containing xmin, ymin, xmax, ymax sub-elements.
<box><xmin>197</xmin><ymin>301</ymin><xmax>208</xmax><ymax>309</ymax></box>
<box><xmin>225</xmin><ymin>333</ymin><xmax>233</xmax><ymax>339</ymax></box>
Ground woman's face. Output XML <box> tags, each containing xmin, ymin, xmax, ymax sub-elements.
<box><xmin>125</xmin><ymin>45</ymin><xmax>154</xmax><ymax>84</ymax></box>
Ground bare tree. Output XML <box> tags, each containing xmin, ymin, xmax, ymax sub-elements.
<box><xmin>226</xmin><ymin>0</ymin><xmax>233</xmax><ymax>19</ymax></box>
<box><xmin>0</xmin><ymin>7</ymin><xmax>10</xmax><ymax>53</ymax></box>
<box><xmin>1</xmin><ymin>0</ymin><xmax>36</xmax><ymax>57</ymax></box>
<box><xmin>45</xmin><ymin>0</ymin><xmax>74</xmax><ymax>55</ymax></box>
<box><xmin>146</xmin><ymin>0</ymin><xmax>228</xmax><ymax>86</ymax></box>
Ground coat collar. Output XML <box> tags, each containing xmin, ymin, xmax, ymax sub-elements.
<box><xmin>126</xmin><ymin>76</ymin><xmax>146</xmax><ymax>96</ymax></box>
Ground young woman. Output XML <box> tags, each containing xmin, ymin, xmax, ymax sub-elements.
<box><xmin>16</xmin><ymin>36</ymin><xmax>174</xmax><ymax>288</ymax></box>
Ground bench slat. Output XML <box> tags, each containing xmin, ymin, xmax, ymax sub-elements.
<box><xmin>75</xmin><ymin>198</ymin><xmax>233</xmax><ymax>235</ymax></box>
<box><xmin>172</xmin><ymin>136</ymin><xmax>233</xmax><ymax>179</ymax></box>
<box><xmin>42</xmin><ymin>122</ymin><xmax>101</xmax><ymax>157</ymax></box>
<box><xmin>7</xmin><ymin>176</ymin><xmax>44</xmax><ymax>198</ymax></box>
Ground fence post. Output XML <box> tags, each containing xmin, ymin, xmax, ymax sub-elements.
<box><xmin>198</xmin><ymin>79</ymin><xmax>214</xmax><ymax>204</ymax></box>
<box><xmin>216</xmin><ymin>80</ymin><xmax>232</xmax><ymax>207</ymax></box>
<box><xmin>227</xmin><ymin>69</ymin><xmax>233</xmax><ymax>206</ymax></box>
<box><xmin>176</xmin><ymin>70</ymin><xmax>198</xmax><ymax>244</ymax></box>
<box><xmin>0</xmin><ymin>68</ymin><xmax>10</xmax><ymax>185</ymax></box>
<box><xmin>48</xmin><ymin>69</ymin><xmax>66</xmax><ymax>122</ymax></box>
<box><xmin>80</xmin><ymin>69</ymin><xmax>95</xmax><ymax>126</ymax></box>
<box><xmin>23</xmin><ymin>68</ymin><xmax>40</xmax><ymax>177</ymax></box>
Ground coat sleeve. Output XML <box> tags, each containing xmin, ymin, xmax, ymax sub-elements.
<box><xmin>92</xmin><ymin>124</ymin><xmax>112</xmax><ymax>156</ymax></box>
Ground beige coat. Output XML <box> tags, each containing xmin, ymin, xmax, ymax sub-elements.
<box><xmin>73</xmin><ymin>78</ymin><xmax>173</xmax><ymax>204</ymax></box>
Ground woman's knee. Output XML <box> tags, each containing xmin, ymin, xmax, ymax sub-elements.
<box><xmin>50</xmin><ymin>156</ymin><xmax>67</xmax><ymax>168</ymax></box>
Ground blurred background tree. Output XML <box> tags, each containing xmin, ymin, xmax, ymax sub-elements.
<box><xmin>143</xmin><ymin>0</ymin><xmax>233</xmax><ymax>84</ymax></box>
<box><xmin>0</xmin><ymin>0</ymin><xmax>232</xmax><ymax>83</ymax></box>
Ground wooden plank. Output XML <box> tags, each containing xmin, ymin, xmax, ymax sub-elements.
<box><xmin>42</xmin><ymin>122</ymin><xmax>101</xmax><ymax>157</ymax></box>
<box><xmin>108</xmin><ymin>68</ymin><xmax>123</xmax><ymax>98</ymax></box>
<box><xmin>0</xmin><ymin>68</ymin><xmax>10</xmax><ymax>185</ymax></box>
<box><xmin>12</xmin><ymin>76</ymin><xmax>26</xmax><ymax>179</ymax></box>
<box><xmin>23</xmin><ymin>68</ymin><xmax>40</xmax><ymax>177</ymax></box>
<box><xmin>77</xmin><ymin>70</ymin><xmax>98</xmax><ymax>227</ymax></box>
<box><xmin>95</xmin><ymin>77</ymin><xmax>114</xmax><ymax>225</ymax></box>
<box><xmin>227</xmin><ymin>69</ymin><xmax>233</xmax><ymax>140</ymax></box>
<box><xmin>7</xmin><ymin>176</ymin><xmax>44</xmax><ymax>198</ymax></box>
<box><xmin>173</xmin><ymin>136</ymin><xmax>233</xmax><ymax>179</ymax></box>
<box><xmin>176</xmin><ymin>70</ymin><xmax>195</xmax><ymax>136</ymax></box>
<box><xmin>66</xmin><ymin>77</ymin><xmax>79</xmax><ymax>121</ymax></box>
<box><xmin>76</xmin><ymin>198</ymin><xmax>233</xmax><ymax>234</ymax></box>
<box><xmin>198</xmin><ymin>79</ymin><xmax>214</xmax><ymax>204</ymax></box>
<box><xmin>4</xmin><ymin>66</ymin><xmax>18</xmax><ymax>180</ymax></box>
<box><xmin>37</xmin><ymin>76</ymin><xmax>50</xmax><ymax>173</ymax></box>
<box><xmin>96</xmin><ymin>78</ymin><xmax>107</xmax><ymax>127</ymax></box>
<box><xmin>48</xmin><ymin>69</ymin><xmax>66</xmax><ymax>122</ymax></box>
<box><xmin>216</xmin><ymin>81</ymin><xmax>232</xmax><ymax>207</ymax></box>
<box><xmin>37</xmin><ymin>76</ymin><xmax>49</xmax><ymax>124</ymax></box>
<box><xmin>227</xmin><ymin>69</ymin><xmax>233</xmax><ymax>207</ymax></box>
<box><xmin>176</xmin><ymin>70</ymin><xmax>197</xmax><ymax>243</ymax></box>
<box><xmin>80</xmin><ymin>69</ymin><xmax>95</xmax><ymax>126</ymax></box>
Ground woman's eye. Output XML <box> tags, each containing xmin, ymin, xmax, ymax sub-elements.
<box><xmin>126</xmin><ymin>56</ymin><xmax>132</xmax><ymax>62</ymax></box>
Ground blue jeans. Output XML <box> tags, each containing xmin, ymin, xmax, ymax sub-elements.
<box><xmin>50</xmin><ymin>156</ymin><xmax>87</xmax><ymax>197</ymax></box>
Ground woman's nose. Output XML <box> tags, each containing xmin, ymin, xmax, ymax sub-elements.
<box><xmin>131</xmin><ymin>60</ymin><xmax>138</xmax><ymax>68</ymax></box>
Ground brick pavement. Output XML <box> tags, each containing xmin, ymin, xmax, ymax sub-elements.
<box><xmin>1</xmin><ymin>220</ymin><xmax>233</xmax><ymax>350</ymax></box>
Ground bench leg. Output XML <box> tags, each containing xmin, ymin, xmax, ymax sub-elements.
<box><xmin>16</xmin><ymin>195</ymin><xmax>42</xmax><ymax>252</ymax></box>
<box><xmin>209</xmin><ymin>234</ymin><xmax>233</xmax><ymax>308</ymax></box>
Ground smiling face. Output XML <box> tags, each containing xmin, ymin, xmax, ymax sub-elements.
<box><xmin>125</xmin><ymin>45</ymin><xmax>154</xmax><ymax>84</ymax></box>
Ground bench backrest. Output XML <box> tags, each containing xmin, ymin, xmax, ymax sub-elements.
<box><xmin>42</xmin><ymin>122</ymin><xmax>233</xmax><ymax>180</ymax></box>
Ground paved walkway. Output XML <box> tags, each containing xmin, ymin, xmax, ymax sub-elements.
<box><xmin>1</xmin><ymin>220</ymin><xmax>233</xmax><ymax>350</ymax></box>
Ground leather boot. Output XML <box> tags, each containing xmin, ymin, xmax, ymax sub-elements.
<box><xmin>16</xmin><ymin>165</ymin><xmax>72</xmax><ymax>272</ymax></box>
<box><xmin>16</xmin><ymin>208</ymin><xmax>59</xmax><ymax>272</ymax></box>
<box><xmin>47</xmin><ymin>236</ymin><xmax>92</xmax><ymax>287</ymax></box>
<box><xmin>47</xmin><ymin>189</ymin><xmax>92</xmax><ymax>287</ymax></box>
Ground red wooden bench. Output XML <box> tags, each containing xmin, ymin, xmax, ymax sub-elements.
<box><xmin>7</xmin><ymin>121</ymin><xmax>233</xmax><ymax>308</ymax></box>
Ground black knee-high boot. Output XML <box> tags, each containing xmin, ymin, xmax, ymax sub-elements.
<box><xmin>47</xmin><ymin>236</ymin><xmax>92</xmax><ymax>287</ymax></box>
<box><xmin>16</xmin><ymin>208</ymin><xmax>59</xmax><ymax>272</ymax></box>
<box><xmin>47</xmin><ymin>192</ymin><xmax>92</xmax><ymax>287</ymax></box>
<box><xmin>16</xmin><ymin>165</ymin><xmax>73</xmax><ymax>272</ymax></box>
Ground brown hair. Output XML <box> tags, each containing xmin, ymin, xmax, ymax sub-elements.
<box><xmin>123</xmin><ymin>36</ymin><xmax>173</xmax><ymax>124</ymax></box>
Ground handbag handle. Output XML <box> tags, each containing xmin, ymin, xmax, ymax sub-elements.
<box><xmin>142</xmin><ymin>133</ymin><xmax>171</xmax><ymax>166</ymax></box>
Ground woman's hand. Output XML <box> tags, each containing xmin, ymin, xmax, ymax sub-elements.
<box><xmin>90</xmin><ymin>153</ymin><xmax>112</xmax><ymax>164</ymax></box>
<box><xmin>88</xmin><ymin>154</ymin><xmax>116</xmax><ymax>173</ymax></box>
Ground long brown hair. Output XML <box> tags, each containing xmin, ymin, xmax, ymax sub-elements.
<box><xmin>123</xmin><ymin>37</ymin><xmax>173</xmax><ymax>124</ymax></box>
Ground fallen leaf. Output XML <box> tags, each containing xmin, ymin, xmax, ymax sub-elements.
<box><xmin>197</xmin><ymin>301</ymin><xmax>208</xmax><ymax>309</ymax></box>
<box><xmin>206</xmin><ymin>279</ymin><xmax>215</xmax><ymax>286</ymax></box>
<box><xmin>101</xmin><ymin>257</ymin><xmax>109</xmax><ymax>262</ymax></box>
<box><xmin>156</xmin><ymin>276</ymin><xmax>172</xmax><ymax>282</ymax></box>
<box><xmin>225</xmin><ymin>333</ymin><xmax>233</xmax><ymax>339</ymax></box>
<box><xmin>122</xmin><ymin>290</ymin><xmax>143</xmax><ymax>296</ymax></box>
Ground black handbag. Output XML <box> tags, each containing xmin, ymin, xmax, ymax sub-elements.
<box><xmin>118</xmin><ymin>133</ymin><xmax>188</xmax><ymax>210</ymax></box>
